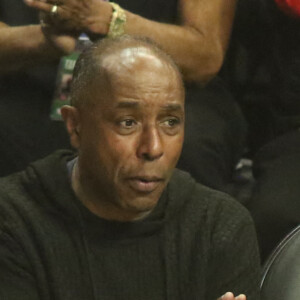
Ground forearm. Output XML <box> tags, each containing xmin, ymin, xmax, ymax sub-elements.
<box><xmin>123</xmin><ymin>12</ymin><xmax>221</xmax><ymax>83</ymax></box>
<box><xmin>111</xmin><ymin>0</ymin><xmax>237</xmax><ymax>83</ymax></box>
<box><xmin>0</xmin><ymin>24</ymin><xmax>62</xmax><ymax>74</ymax></box>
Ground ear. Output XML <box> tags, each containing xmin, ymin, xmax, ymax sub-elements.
<box><xmin>61</xmin><ymin>105</ymin><xmax>81</xmax><ymax>149</ymax></box>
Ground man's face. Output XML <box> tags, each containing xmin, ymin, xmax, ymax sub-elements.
<box><xmin>74</xmin><ymin>49</ymin><xmax>184</xmax><ymax>219</ymax></box>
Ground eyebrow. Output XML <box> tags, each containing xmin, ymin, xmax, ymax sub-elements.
<box><xmin>115</xmin><ymin>101</ymin><xmax>139</xmax><ymax>109</ymax></box>
<box><xmin>115</xmin><ymin>101</ymin><xmax>183</xmax><ymax>111</ymax></box>
<box><xmin>160</xmin><ymin>103</ymin><xmax>183</xmax><ymax>111</ymax></box>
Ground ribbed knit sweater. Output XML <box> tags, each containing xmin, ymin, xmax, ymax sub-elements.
<box><xmin>0</xmin><ymin>150</ymin><xmax>260</xmax><ymax>300</ymax></box>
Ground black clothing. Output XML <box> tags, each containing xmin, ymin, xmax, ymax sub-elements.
<box><xmin>117</xmin><ymin>0</ymin><xmax>178</xmax><ymax>23</ymax></box>
<box><xmin>225</xmin><ymin>0</ymin><xmax>300</xmax><ymax>151</ymax></box>
<box><xmin>223</xmin><ymin>0</ymin><xmax>300</xmax><ymax>261</ymax></box>
<box><xmin>178</xmin><ymin>80</ymin><xmax>246</xmax><ymax>191</ymax></box>
<box><xmin>0</xmin><ymin>0</ymin><xmax>71</xmax><ymax>176</ymax></box>
<box><xmin>249</xmin><ymin>130</ymin><xmax>300</xmax><ymax>261</ymax></box>
<box><xmin>0</xmin><ymin>150</ymin><xmax>261</xmax><ymax>300</ymax></box>
<box><xmin>0</xmin><ymin>0</ymin><xmax>246</xmax><ymax>194</ymax></box>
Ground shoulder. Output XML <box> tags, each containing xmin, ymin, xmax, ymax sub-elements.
<box><xmin>0</xmin><ymin>171</ymin><xmax>27</xmax><ymax>210</ymax></box>
<box><xmin>0</xmin><ymin>171</ymin><xmax>31</xmax><ymax>243</ymax></box>
<box><xmin>169</xmin><ymin>168</ymin><xmax>251</xmax><ymax>218</ymax></box>
<box><xmin>0</xmin><ymin>150</ymin><xmax>74</xmax><ymax>226</ymax></box>
<box><xmin>168</xmin><ymin>168</ymin><xmax>255</xmax><ymax>238</ymax></box>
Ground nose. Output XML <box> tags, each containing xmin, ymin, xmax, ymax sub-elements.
<box><xmin>137</xmin><ymin>125</ymin><xmax>163</xmax><ymax>161</ymax></box>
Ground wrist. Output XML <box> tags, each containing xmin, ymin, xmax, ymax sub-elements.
<box><xmin>86</xmin><ymin>0</ymin><xmax>113</xmax><ymax>41</ymax></box>
<box><xmin>107</xmin><ymin>2</ymin><xmax>127</xmax><ymax>38</ymax></box>
<box><xmin>87</xmin><ymin>1</ymin><xmax>127</xmax><ymax>41</ymax></box>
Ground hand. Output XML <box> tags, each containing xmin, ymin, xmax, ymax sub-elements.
<box><xmin>39</xmin><ymin>12</ymin><xmax>77</xmax><ymax>55</ymax></box>
<box><xmin>24</xmin><ymin>0</ymin><xmax>112</xmax><ymax>37</ymax></box>
<box><xmin>217</xmin><ymin>292</ymin><xmax>246</xmax><ymax>300</ymax></box>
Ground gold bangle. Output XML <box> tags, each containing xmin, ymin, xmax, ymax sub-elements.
<box><xmin>107</xmin><ymin>2</ymin><xmax>127</xmax><ymax>38</ymax></box>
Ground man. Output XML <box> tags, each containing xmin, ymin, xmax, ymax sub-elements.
<box><xmin>0</xmin><ymin>36</ymin><xmax>260</xmax><ymax>299</ymax></box>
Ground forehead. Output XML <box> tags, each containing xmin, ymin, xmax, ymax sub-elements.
<box><xmin>103</xmin><ymin>46</ymin><xmax>166</xmax><ymax>71</ymax></box>
<box><xmin>115</xmin><ymin>46</ymin><xmax>165</xmax><ymax>69</ymax></box>
<box><xmin>80</xmin><ymin>45</ymin><xmax>184</xmax><ymax>117</ymax></box>
<box><xmin>98</xmin><ymin>47</ymin><xmax>184</xmax><ymax>106</ymax></box>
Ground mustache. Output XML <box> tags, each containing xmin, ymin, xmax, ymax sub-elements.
<box><xmin>123</xmin><ymin>166</ymin><xmax>171</xmax><ymax>181</ymax></box>
<box><xmin>127</xmin><ymin>175</ymin><xmax>164</xmax><ymax>182</ymax></box>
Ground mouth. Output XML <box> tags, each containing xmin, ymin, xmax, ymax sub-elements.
<box><xmin>127</xmin><ymin>176</ymin><xmax>164</xmax><ymax>193</ymax></box>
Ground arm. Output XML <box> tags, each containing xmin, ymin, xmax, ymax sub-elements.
<box><xmin>125</xmin><ymin>0</ymin><xmax>238</xmax><ymax>83</ymax></box>
<box><xmin>24</xmin><ymin>0</ymin><xmax>238</xmax><ymax>84</ymax></box>
<box><xmin>0</xmin><ymin>21</ymin><xmax>76</xmax><ymax>74</ymax></box>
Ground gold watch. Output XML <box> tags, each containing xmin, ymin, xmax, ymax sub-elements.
<box><xmin>107</xmin><ymin>2</ymin><xmax>127</xmax><ymax>38</ymax></box>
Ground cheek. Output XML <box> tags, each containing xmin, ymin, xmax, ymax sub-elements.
<box><xmin>101</xmin><ymin>134</ymin><xmax>137</xmax><ymax>175</ymax></box>
<box><xmin>165</xmin><ymin>135</ymin><xmax>184</xmax><ymax>162</ymax></box>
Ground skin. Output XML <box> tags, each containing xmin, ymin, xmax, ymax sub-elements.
<box><xmin>0</xmin><ymin>21</ymin><xmax>76</xmax><ymax>74</ymax></box>
<box><xmin>218</xmin><ymin>292</ymin><xmax>247</xmax><ymax>300</ymax></box>
<box><xmin>24</xmin><ymin>0</ymin><xmax>238</xmax><ymax>83</ymax></box>
<box><xmin>61</xmin><ymin>47</ymin><xmax>185</xmax><ymax>221</ymax></box>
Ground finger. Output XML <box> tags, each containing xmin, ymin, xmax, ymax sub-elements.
<box><xmin>218</xmin><ymin>292</ymin><xmax>235</xmax><ymax>300</ymax></box>
<box><xmin>45</xmin><ymin>0</ymin><xmax>62</xmax><ymax>4</ymax></box>
<box><xmin>24</xmin><ymin>0</ymin><xmax>54</xmax><ymax>13</ymax></box>
<box><xmin>235</xmin><ymin>294</ymin><xmax>246</xmax><ymax>300</ymax></box>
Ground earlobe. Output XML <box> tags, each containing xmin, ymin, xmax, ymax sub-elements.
<box><xmin>61</xmin><ymin>105</ymin><xmax>81</xmax><ymax>149</ymax></box>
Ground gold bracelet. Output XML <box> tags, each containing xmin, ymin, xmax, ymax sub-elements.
<box><xmin>107</xmin><ymin>2</ymin><xmax>127</xmax><ymax>38</ymax></box>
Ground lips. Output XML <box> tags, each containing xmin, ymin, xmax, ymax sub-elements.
<box><xmin>127</xmin><ymin>176</ymin><xmax>163</xmax><ymax>193</ymax></box>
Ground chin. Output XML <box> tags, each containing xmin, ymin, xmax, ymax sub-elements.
<box><xmin>122</xmin><ymin>194</ymin><xmax>160</xmax><ymax>214</ymax></box>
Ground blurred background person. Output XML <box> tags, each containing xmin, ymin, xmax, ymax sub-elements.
<box><xmin>0</xmin><ymin>0</ymin><xmax>76</xmax><ymax>176</ymax></box>
<box><xmin>221</xmin><ymin>0</ymin><xmax>300</xmax><ymax>261</ymax></box>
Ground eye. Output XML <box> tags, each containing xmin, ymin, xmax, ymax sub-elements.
<box><xmin>117</xmin><ymin>118</ymin><xmax>139</xmax><ymax>135</ymax></box>
<box><xmin>120</xmin><ymin>119</ymin><xmax>136</xmax><ymax>128</ymax></box>
<box><xmin>160</xmin><ymin>117</ymin><xmax>182</xmax><ymax>135</ymax></box>
<box><xmin>162</xmin><ymin>118</ymin><xmax>180</xmax><ymax>127</ymax></box>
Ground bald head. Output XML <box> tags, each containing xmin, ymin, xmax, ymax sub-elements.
<box><xmin>70</xmin><ymin>35</ymin><xmax>184</xmax><ymax>107</ymax></box>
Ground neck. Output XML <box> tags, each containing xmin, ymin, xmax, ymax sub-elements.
<box><xmin>71</xmin><ymin>160</ymin><xmax>151</xmax><ymax>222</ymax></box>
